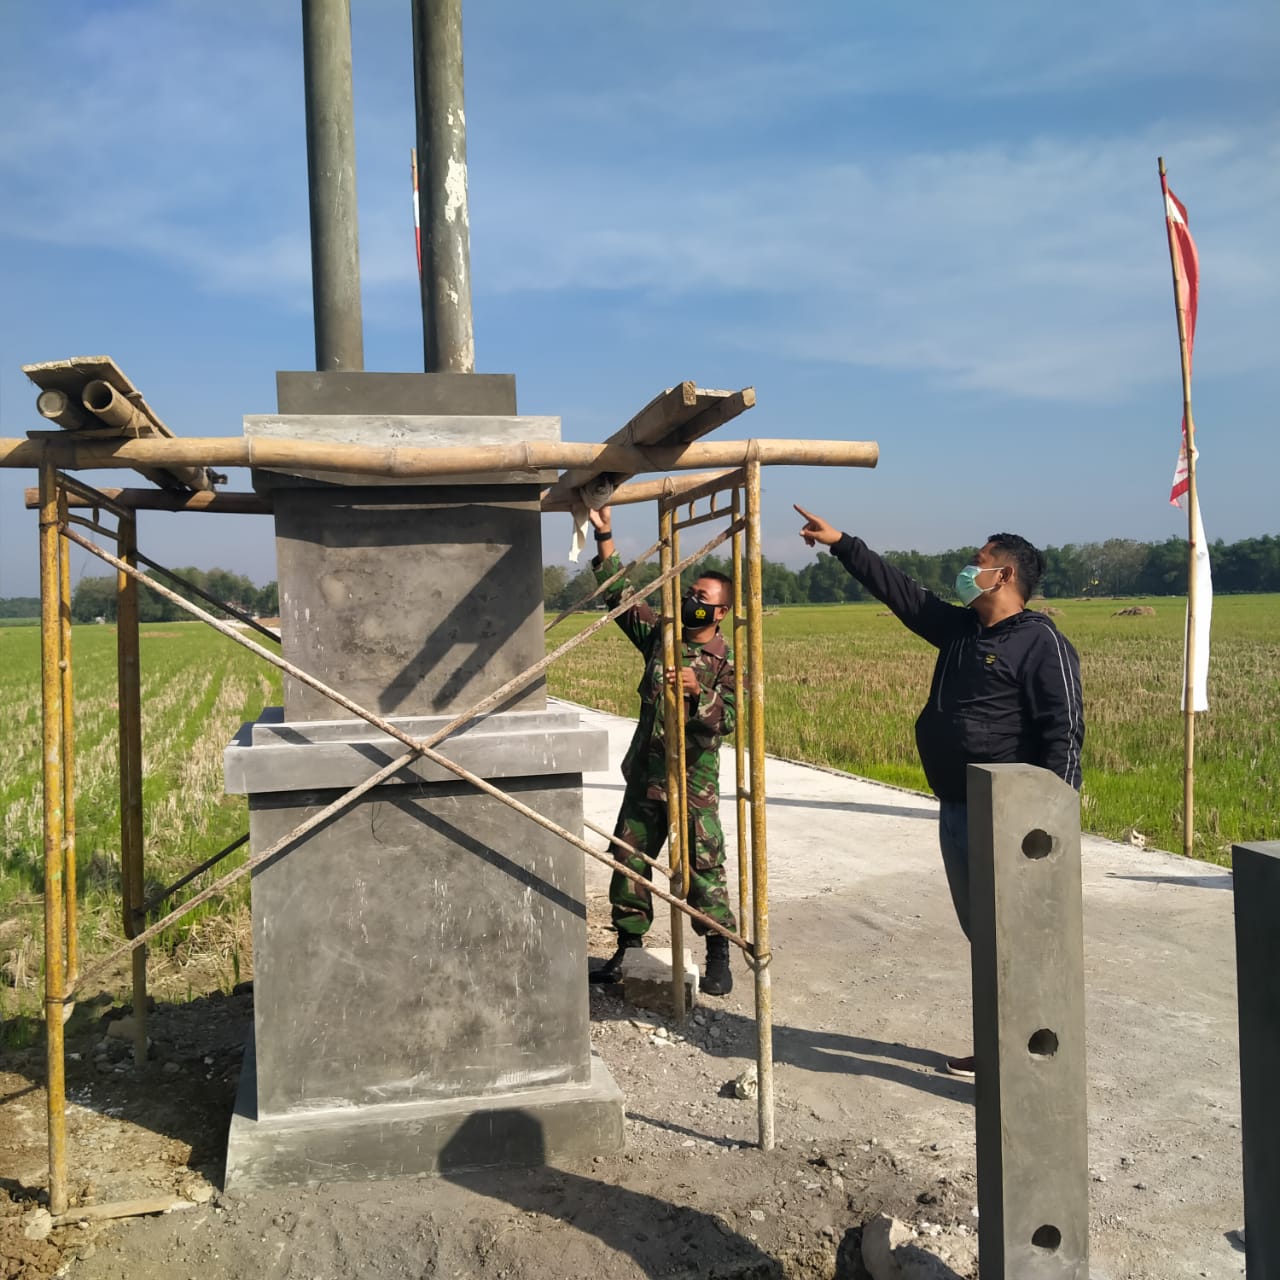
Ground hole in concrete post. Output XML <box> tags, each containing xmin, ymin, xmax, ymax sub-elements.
<box><xmin>1021</xmin><ymin>828</ymin><xmax>1054</xmax><ymax>859</ymax></box>
<box><xmin>1031</xmin><ymin>1224</ymin><xmax>1062</xmax><ymax>1251</ymax></box>
<box><xmin>1028</xmin><ymin>1028</ymin><xmax>1059</xmax><ymax>1057</ymax></box>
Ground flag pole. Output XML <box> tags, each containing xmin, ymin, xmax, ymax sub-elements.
<box><xmin>1158</xmin><ymin>155</ymin><xmax>1198</xmax><ymax>859</ymax></box>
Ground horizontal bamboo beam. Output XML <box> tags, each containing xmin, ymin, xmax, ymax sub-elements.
<box><xmin>542</xmin><ymin>467</ymin><xmax>740</xmax><ymax>512</ymax></box>
<box><xmin>1</xmin><ymin>436</ymin><xmax>878</xmax><ymax>478</ymax></box>
<box><xmin>24</xmin><ymin>486</ymin><xmax>272</xmax><ymax>514</ymax></box>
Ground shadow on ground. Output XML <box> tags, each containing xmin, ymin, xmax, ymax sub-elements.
<box><xmin>441</xmin><ymin>1110</ymin><xmax>782</xmax><ymax>1279</ymax></box>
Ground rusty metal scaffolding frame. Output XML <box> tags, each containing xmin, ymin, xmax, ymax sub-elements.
<box><xmin>13</xmin><ymin>431</ymin><xmax>878</xmax><ymax>1221</ymax></box>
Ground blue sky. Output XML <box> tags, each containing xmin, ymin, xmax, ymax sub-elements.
<box><xmin>1</xmin><ymin>0</ymin><xmax>1276</xmax><ymax>596</ymax></box>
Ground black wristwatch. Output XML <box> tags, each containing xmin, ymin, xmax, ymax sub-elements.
<box><xmin>594</xmin><ymin>528</ymin><xmax>612</xmax><ymax>540</ymax></box>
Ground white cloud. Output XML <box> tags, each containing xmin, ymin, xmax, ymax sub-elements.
<box><xmin>1</xmin><ymin>1</ymin><xmax>1273</xmax><ymax>406</ymax></box>
<box><xmin>471</xmin><ymin>122</ymin><xmax>1278</xmax><ymax>402</ymax></box>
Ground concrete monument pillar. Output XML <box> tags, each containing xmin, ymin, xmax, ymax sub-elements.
<box><xmin>1231</xmin><ymin>839</ymin><xmax>1280</xmax><ymax>1276</ymax></box>
<box><xmin>222</xmin><ymin>372</ymin><xmax>623</xmax><ymax>1189</ymax></box>
<box><xmin>967</xmin><ymin>763</ymin><xmax>1089</xmax><ymax>1279</ymax></box>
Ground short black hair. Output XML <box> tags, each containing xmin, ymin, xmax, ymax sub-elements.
<box><xmin>986</xmin><ymin>533</ymin><xmax>1044</xmax><ymax>602</ymax></box>
<box><xmin>694</xmin><ymin>569</ymin><xmax>733</xmax><ymax>606</ymax></box>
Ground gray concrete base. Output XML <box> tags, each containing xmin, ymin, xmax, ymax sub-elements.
<box><xmin>224</xmin><ymin>1038</ymin><xmax>625</xmax><ymax>1192</ymax></box>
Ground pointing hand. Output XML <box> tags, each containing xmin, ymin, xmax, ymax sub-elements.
<box><xmin>793</xmin><ymin>505</ymin><xmax>841</xmax><ymax>548</ymax></box>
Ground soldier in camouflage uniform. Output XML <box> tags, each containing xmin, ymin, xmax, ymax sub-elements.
<box><xmin>586</xmin><ymin>505</ymin><xmax>738</xmax><ymax>996</ymax></box>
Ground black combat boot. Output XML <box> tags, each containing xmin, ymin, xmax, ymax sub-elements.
<box><xmin>702</xmin><ymin>934</ymin><xmax>733</xmax><ymax>996</ymax></box>
<box><xmin>589</xmin><ymin>933</ymin><xmax>642</xmax><ymax>984</ymax></box>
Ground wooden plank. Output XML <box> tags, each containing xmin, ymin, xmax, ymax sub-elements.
<box><xmin>23</xmin><ymin>357</ymin><xmax>175</xmax><ymax>438</ymax></box>
<box><xmin>539</xmin><ymin>382</ymin><xmax>754</xmax><ymax>511</ymax></box>
<box><xmin>675</xmin><ymin>387</ymin><xmax>755</xmax><ymax>444</ymax></box>
<box><xmin>54</xmin><ymin>1196</ymin><xmax>195</xmax><ymax>1225</ymax></box>
<box><xmin>22</xmin><ymin>356</ymin><xmax>213</xmax><ymax>492</ymax></box>
<box><xmin>539</xmin><ymin>381</ymin><xmax>696</xmax><ymax>508</ymax></box>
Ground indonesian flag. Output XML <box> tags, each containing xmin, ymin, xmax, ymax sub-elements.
<box><xmin>1164</xmin><ymin>181</ymin><xmax>1199</xmax><ymax>508</ymax></box>
<box><xmin>1161</xmin><ymin>172</ymin><xmax>1211</xmax><ymax>711</ymax></box>
<box><xmin>412</xmin><ymin>148</ymin><xmax>422</xmax><ymax>279</ymax></box>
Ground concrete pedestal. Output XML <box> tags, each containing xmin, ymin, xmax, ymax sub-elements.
<box><xmin>222</xmin><ymin>374</ymin><xmax>624</xmax><ymax>1189</ymax></box>
<box><xmin>223</xmin><ymin>707</ymin><xmax>623</xmax><ymax>1189</ymax></box>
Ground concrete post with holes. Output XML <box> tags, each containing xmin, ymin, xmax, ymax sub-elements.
<box><xmin>967</xmin><ymin>763</ymin><xmax>1089</xmax><ymax>1279</ymax></box>
<box><xmin>1231</xmin><ymin>840</ymin><xmax>1280</xmax><ymax>1277</ymax></box>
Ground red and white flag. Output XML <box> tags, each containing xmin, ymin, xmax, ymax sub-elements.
<box><xmin>1164</xmin><ymin>181</ymin><xmax>1199</xmax><ymax>508</ymax></box>
<box><xmin>1161</xmin><ymin>172</ymin><xmax>1211</xmax><ymax>711</ymax></box>
<box><xmin>412</xmin><ymin>148</ymin><xmax>422</xmax><ymax>279</ymax></box>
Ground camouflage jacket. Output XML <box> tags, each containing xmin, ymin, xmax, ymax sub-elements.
<box><xmin>593</xmin><ymin>552</ymin><xmax>736</xmax><ymax>805</ymax></box>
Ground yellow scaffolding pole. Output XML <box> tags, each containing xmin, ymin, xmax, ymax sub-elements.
<box><xmin>38</xmin><ymin>462</ymin><xmax>69</xmax><ymax>1216</ymax></box>
<box><xmin>745</xmin><ymin>459</ymin><xmax>774</xmax><ymax>1149</ymax></box>
<box><xmin>27</xmin><ymin>429</ymin><xmax>863</xmax><ymax>1201</ymax></box>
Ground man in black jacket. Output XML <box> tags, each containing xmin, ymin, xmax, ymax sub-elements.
<box><xmin>795</xmin><ymin>506</ymin><xmax>1084</xmax><ymax>1076</ymax></box>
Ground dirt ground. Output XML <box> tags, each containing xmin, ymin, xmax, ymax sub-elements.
<box><xmin>0</xmin><ymin>902</ymin><xmax>1248</xmax><ymax>1280</ymax></box>
<box><xmin>0</xmin><ymin>719</ymin><xmax>1252</xmax><ymax>1279</ymax></box>
<box><xmin>1</xmin><ymin>921</ymin><xmax>984</xmax><ymax>1280</ymax></box>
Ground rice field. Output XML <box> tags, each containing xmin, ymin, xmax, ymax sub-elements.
<box><xmin>547</xmin><ymin>594</ymin><xmax>1280</xmax><ymax>864</ymax></box>
<box><xmin>1</xmin><ymin>622</ymin><xmax>279</xmax><ymax>1038</ymax></box>
<box><xmin>0</xmin><ymin>597</ymin><xmax>1275</xmax><ymax>1037</ymax></box>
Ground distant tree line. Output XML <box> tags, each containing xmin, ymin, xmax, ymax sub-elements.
<box><xmin>543</xmin><ymin>533</ymin><xmax>1280</xmax><ymax>610</ymax></box>
<box><xmin>66</xmin><ymin>569</ymin><xmax>279</xmax><ymax>623</ymax></box>
<box><xmin>0</xmin><ymin>596</ymin><xmax>40</xmax><ymax>618</ymax></box>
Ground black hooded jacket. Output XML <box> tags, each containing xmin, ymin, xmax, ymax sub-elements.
<box><xmin>830</xmin><ymin>534</ymin><xmax>1084</xmax><ymax>803</ymax></box>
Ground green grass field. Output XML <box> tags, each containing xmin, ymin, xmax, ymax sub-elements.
<box><xmin>0</xmin><ymin>598</ymin><xmax>1275</xmax><ymax>1037</ymax></box>
<box><xmin>1</xmin><ymin>622</ymin><xmax>280</xmax><ymax>1036</ymax></box>
<box><xmin>547</xmin><ymin>594</ymin><xmax>1279</xmax><ymax>864</ymax></box>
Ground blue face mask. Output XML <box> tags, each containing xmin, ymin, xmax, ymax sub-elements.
<box><xmin>954</xmin><ymin>563</ymin><xmax>1003</xmax><ymax>606</ymax></box>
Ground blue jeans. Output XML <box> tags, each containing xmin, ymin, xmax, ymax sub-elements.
<box><xmin>938</xmin><ymin>800</ymin><xmax>972</xmax><ymax>942</ymax></box>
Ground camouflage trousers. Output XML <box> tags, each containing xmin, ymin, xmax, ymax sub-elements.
<box><xmin>609</xmin><ymin>782</ymin><xmax>737</xmax><ymax>938</ymax></box>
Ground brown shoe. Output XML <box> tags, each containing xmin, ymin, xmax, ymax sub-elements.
<box><xmin>944</xmin><ymin>1054</ymin><xmax>976</xmax><ymax>1078</ymax></box>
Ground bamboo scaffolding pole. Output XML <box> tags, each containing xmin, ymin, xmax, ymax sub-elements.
<box><xmin>1159</xmin><ymin>156</ymin><xmax>1200</xmax><ymax>861</ymax></box>
<box><xmin>746</xmin><ymin>459</ymin><xmax>774</xmax><ymax>1150</ymax></box>
<box><xmin>659</xmin><ymin>505</ymin><xmax>688</xmax><ymax>1023</ymax></box>
<box><xmin>582</xmin><ymin>818</ymin><xmax>674</xmax><ymax>881</ymax></box>
<box><xmin>539</xmin><ymin>381</ymin><xmax>699</xmax><ymax>509</ymax></box>
<box><xmin>64</xmin><ymin>519</ymin><xmax>750</xmax><ymax>994</ymax></box>
<box><xmin>115</xmin><ymin>511</ymin><xmax>148</xmax><ymax>1067</ymax></box>
<box><xmin>141</xmin><ymin>834</ymin><xmax>250</xmax><ymax>915</ymax></box>
<box><xmin>79</xmin><ymin>381</ymin><xmax>213</xmax><ymax>492</ymax></box>
<box><xmin>57</xmin><ymin>487</ymin><xmax>78</xmax><ymax>991</ymax></box>
<box><xmin>666</xmin><ymin>501</ymin><xmax>692</xmax><ymax>903</ymax></box>
<box><xmin>66</xmin><ymin>514</ymin><xmax>117</xmax><ymax>540</ymax></box>
<box><xmin>667</xmin><ymin>468</ymin><xmax>746</xmax><ymax>515</ymax></box>
<box><xmin>25</xmin><ymin>485</ymin><xmax>272</xmax><ymax>515</ymax></box>
<box><xmin>732</xmin><ymin>487</ymin><xmax>750</xmax><ymax>943</ymax></box>
<box><xmin>65</xmin><ymin>517</ymin><xmax>734</xmax><ymax>798</ymax></box>
<box><xmin>78</xmin><ymin>727</ymin><xmax>750</xmax><ymax>998</ymax></box>
<box><xmin>1</xmin><ymin>435</ymin><xmax>879</xmax><ymax>479</ymax></box>
<box><xmin>544</xmin><ymin>539</ymin><xmax>664</xmax><ymax>632</ymax></box>
<box><xmin>37</xmin><ymin>388</ymin><xmax>95</xmax><ymax>431</ymax></box>
<box><xmin>544</xmin><ymin>468</ymin><xmax>743</xmax><ymax>513</ymax></box>
<box><xmin>132</xmin><ymin>550</ymin><xmax>281</xmax><ymax>645</ymax></box>
<box><xmin>670</xmin><ymin>504</ymin><xmax>734</xmax><ymax>534</ymax></box>
<box><xmin>38</xmin><ymin>463</ymin><xmax>69</xmax><ymax>1216</ymax></box>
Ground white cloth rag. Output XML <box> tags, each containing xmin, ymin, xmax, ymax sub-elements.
<box><xmin>568</xmin><ymin>476</ymin><xmax>617</xmax><ymax>562</ymax></box>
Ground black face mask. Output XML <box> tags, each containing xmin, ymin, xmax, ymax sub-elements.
<box><xmin>681</xmin><ymin>595</ymin><xmax>717</xmax><ymax>630</ymax></box>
